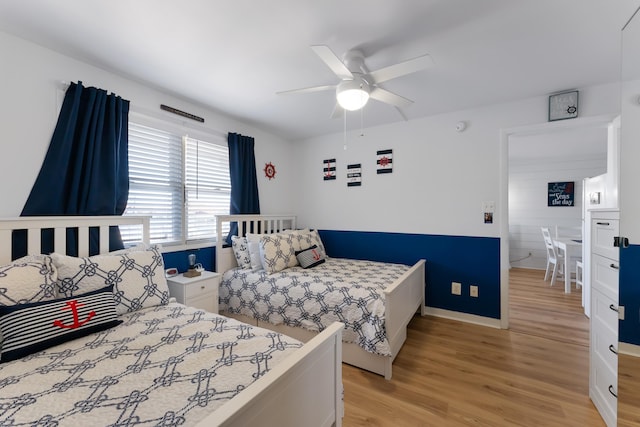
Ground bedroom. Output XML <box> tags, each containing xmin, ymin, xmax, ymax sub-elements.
<box><xmin>1</xmin><ymin>1</ymin><xmax>640</xmax><ymax>426</ymax></box>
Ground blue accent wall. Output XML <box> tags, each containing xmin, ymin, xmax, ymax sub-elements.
<box><xmin>161</xmin><ymin>246</ymin><xmax>216</xmax><ymax>273</ymax></box>
<box><xmin>318</xmin><ymin>230</ymin><xmax>501</xmax><ymax>319</ymax></box>
<box><xmin>620</xmin><ymin>244</ymin><xmax>640</xmax><ymax>345</ymax></box>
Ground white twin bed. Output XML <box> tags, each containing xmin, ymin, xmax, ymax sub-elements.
<box><xmin>215</xmin><ymin>214</ymin><xmax>426</xmax><ymax>380</ymax></box>
<box><xmin>0</xmin><ymin>216</ymin><xmax>343</xmax><ymax>427</ymax></box>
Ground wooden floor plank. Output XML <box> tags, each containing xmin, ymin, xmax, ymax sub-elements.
<box><xmin>342</xmin><ymin>268</ymin><xmax>605</xmax><ymax>426</ymax></box>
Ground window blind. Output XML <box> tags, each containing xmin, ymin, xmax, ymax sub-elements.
<box><xmin>122</xmin><ymin>122</ymin><xmax>231</xmax><ymax>246</ymax></box>
<box><xmin>184</xmin><ymin>136</ymin><xmax>231</xmax><ymax>240</ymax></box>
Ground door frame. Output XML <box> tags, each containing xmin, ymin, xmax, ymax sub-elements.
<box><xmin>498</xmin><ymin>113</ymin><xmax>617</xmax><ymax>329</ymax></box>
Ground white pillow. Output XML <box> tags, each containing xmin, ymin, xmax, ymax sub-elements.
<box><xmin>51</xmin><ymin>245</ymin><xmax>170</xmax><ymax>315</ymax></box>
<box><xmin>231</xmin><ymin>235</ymin><xmax>251</xmax><ymax>269</ymax></box>
<box><xmin>245</xmin><ymin>233</ymin><xmax>266</xmax><ymax>271</ymax></box>
<box><xmin>259</xmin><ymin>233</ymin><xmax>297</xmax><ymax>274</ymax></box>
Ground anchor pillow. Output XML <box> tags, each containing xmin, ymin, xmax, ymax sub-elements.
<box><xmin>0</xmin><ymin>285</ymin><xmax>122</xmax><ymax>363</ymax></box>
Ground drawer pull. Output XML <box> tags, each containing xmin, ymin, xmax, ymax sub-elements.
<box><xmin>609</xmin><ymin>344</ymin><xmax>618</xmax><ymax>355</ymax></box>
<box><xmin>608</xmin><ymin>385</ymin><xmax>617</xmax><ymax>399</ymax></box>
<box><xmin>609</xmin><ymin>304</ymin><xmax>619</xmax><ymax>313</ymax></box>
<box><xmin>201</xmin><ymin>286</ymin><xmax>206</xmax><ymax>290</ymax></box>
<box><xmin>610</xmin><ymin>263</ymin><xmax>619</xmax><ymax>270</ymax></box>
<box><xmin>596</xmin><ymin>222</ymin><xmax>610</xmax><ymax>226</ymax></box>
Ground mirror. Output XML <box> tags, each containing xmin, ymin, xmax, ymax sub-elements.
<box><xmin>618</xmin><ymin>6</ymin><xmax>640</xmax><ymax>426</ymax></box>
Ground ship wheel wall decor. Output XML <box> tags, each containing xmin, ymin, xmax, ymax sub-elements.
<box><xmin>264</xmin><ymin>162</ymin><xmax>277</xmax><ymax>180</ymax></box>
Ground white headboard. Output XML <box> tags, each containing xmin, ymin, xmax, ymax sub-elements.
<box><xmin>215</xmin><ymin>214</ymin><xmax>296</xmax><ymax>274</ymax></box>
<box><xmin>0</xmin><ymin>216</ymin><xmax>150</xmax><ymax>264</ymax></box>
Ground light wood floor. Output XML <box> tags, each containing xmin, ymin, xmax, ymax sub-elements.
<box><xmin>342</xmin><ymin>268</ymin><xmax>606</xmax><ymax>427</ymax></box>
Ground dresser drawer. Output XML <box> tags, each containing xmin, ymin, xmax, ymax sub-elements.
<box><xmin>590</xmin><ymin>350</ymin><xmax>618</xmax><ymax>427</ymax></box>
<box><xmin>592</xmin><ymin>217</ymin><xmax>619</xmax><ymax>260</ymax></box>
<box><xmin>184</xmin><ymin>278</ymin><xmax>218</xmax><ymax>299</ymax></box>
<box><xmin>591</xmin><ymin>254</ymin><xmax>619</xmax><ymax>301</ymax></box>
<box><xmin>591</xmin><ymin>297</ymin><xmax>618</xmax><ymax>372</ymax></box>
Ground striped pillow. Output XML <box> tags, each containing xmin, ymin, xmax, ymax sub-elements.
<box><xmin>0</xmin><ymin>285</ymin><xmax>122</xmax><ymax>363</ymax></box>
<box><xmin>295</xmin><ymin>245</ymin><xmax>326</xmax><ymax>269</ymax></box>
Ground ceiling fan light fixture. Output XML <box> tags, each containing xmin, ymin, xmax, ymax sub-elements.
<box><xmin>336</xmin><ymin>79</ymin><xmax>370</xmax><ymax>111</ymax></box>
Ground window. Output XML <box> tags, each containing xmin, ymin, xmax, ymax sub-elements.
<box><xmin>122</xmin><ymin>121</ymin><xmax>230</xmax><ymax>245</ymax></box>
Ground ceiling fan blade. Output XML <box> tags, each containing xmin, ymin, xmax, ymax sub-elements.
<box><xmin>368</xmin><ymin>54</ymin><xmax>434</xmax><ymax>84</ymax></box>
<box><xmin>370</xmin><ymin>87</ymin><xmax>414</xmax><ymax>108</ymax></box>
<box><xmin>276</xmin><ymin>84</ymin><xmax>336</xmax><ymax>95</ymax></box>
<box><xmin>330</xmin><ymin>103</ymin><xmax>344</xmax><ymax>119</ymax></box>
<box><xmin>311</xmin><ymin>45</ymin><xmax>353</xmax><ymax>79</ymax></box>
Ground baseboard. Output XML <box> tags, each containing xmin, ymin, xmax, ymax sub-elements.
<box><xmin>619</xmin><ymin>342</ymin><xmax>640</xmax><ymax>357</ymax></box>
<box><xmin>424</xmin><ymin>307</ymin><xmax>502</xmax><ymax>329</ymax></box>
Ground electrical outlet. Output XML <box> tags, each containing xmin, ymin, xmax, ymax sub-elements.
<box><xmin>451</xmin><ymin>282</ymin><xmax>462</xmax><ymax>295</ymax></box>
<box><xmin>470</xmin><ymin>285</ymin><xmax>479</xmax><ymax>297</ymax></box>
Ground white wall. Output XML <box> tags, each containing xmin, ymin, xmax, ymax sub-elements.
<box><xmin>509</xmin><ymin>156</ymin><xmax>606</xmax><ymax>270</ymax></box>
<box><xmin>0</xmin><ymin>31</ymin><xmax>295</xmax><ymax>217</ymax></box>
<box><xmin>292</xmin><ymin>84</ymin><xmax>620</xmax><ymax>238</ymax></box>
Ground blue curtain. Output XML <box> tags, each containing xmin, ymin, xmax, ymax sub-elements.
<box><xmin>16</xmin><ymin>81</ymin><xmax>129</xmax><ymax>256</ymax></box>
<box><xmin>227</xmin><ymin>132</ymin><xmax>260</xmax><ymax>242</ymax></box>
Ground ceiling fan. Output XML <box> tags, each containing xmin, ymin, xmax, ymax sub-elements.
<box><xmin>277</xmin><ymin>45</ymin><xmax>434</xmax><ymax>117</ymax></box>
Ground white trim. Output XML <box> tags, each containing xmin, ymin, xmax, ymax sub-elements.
<box><xmin>619</xmin><ymin>342</ymin><xmax>640</xmax><ymax>357</ymax></box>
<box><xmin>424</xmin><ymin>307</ymin><xmax>502</xmax><ymax>329</ymax></box>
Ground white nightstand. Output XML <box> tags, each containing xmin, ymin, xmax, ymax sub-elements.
<box><xmin>166</xmin><ymin>270</ymin><xmax>220</xmax><ymax>314</ymax></box>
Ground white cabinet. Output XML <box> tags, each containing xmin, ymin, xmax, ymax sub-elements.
<box><xmin>589</xmin><ymin>210</ymin><xmax>619</xmax><ymax>427</ymax></box>
<box><xmin>166</xmin><ymin>271</ymin><xmax>220</xmax><ymax>314</ymax></box>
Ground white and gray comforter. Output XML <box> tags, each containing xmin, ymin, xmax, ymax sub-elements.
<box><xmin>0</xmin><ymin>303</ymin><xmax>301</xmax><ymax>426</ymax></box>
<box><xmin>219</xmin><ymin>258</ymin><xmax>410</xmax><ymax>357</ymax></box>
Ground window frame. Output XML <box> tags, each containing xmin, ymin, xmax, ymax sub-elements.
<box><xmin>124</xmin><ymin>111</ymin><xmax>230</xmax><ymax>250</ymax></box>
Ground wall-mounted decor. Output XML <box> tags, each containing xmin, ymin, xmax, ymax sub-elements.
<box><xmin>377</xmin><ymin>149</ymin><xmax>393</xmax><ymax>174</ymax></box>
<box><xmin>263</xmin><ymin>162</ymin><xmax>276</xmax><ymax>180</ymax></box>
<box><xmin>323</xmin><ymin>158</ymin><xmax>336</xmax><ymax>180</ymax></box>
<box><xmin>347</xmin><ymin>164</ymin><xmax>362</xmax><ymax>187</ymax></box>
<box><xmin>548</xmin><ymin>90</ymin><xmax>578</xmax><ymax>121</ymax></box>
<box><xmin>548</xmin><ymin>181</ymin><xmax>575</xmax><ymax>206</ymax></box>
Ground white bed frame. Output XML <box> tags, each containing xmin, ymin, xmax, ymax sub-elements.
<box><xmin>215</xmin><ymin>214</ymin><xmax>426</xmax><ymax>380</ymax></box>
<box><xmin>0</xmin><ymin>215</ymin><xmax>343</xmax><ymax>427</ymax></box>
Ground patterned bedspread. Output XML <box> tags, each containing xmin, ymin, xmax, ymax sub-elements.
<box><xmin>219</xmin><ymin>258</ymin><xmax>410</xmax><ymax>356</ymax></box>
<box><xmin>0</xmin><ymin>303</ymin><xmax>302</xmax><ymax>426</ymax></box>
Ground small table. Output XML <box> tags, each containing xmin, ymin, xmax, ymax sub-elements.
<box><xmin>166</xmin><ymin>270</ymin><xmax>220</xmax><ymax>313</ymax></box>
<box><xmin>553</xmin><ymin>238</ymin><xmax>582</xmax><ymax>293</ymax></box>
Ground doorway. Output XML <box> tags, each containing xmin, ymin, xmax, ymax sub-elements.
<box><xmin>498</xmin><ymin>114</ymin><xmax>616</xmax><ymax>328</ymax></box>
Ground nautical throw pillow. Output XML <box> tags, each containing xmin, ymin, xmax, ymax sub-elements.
<box><xmin>295</xmin><ymin>245</ymin><xmax>326</xmax><ymax>269</ymax></box>
<box><xmin>51</xmin><ymin>245</ymin><xmax>170</xmax><ymax>315</ymax></box>
<box><xmin>0</xmin><ymin>285</ymin><xmax>122</xmax><ymax>363</ymax></box>
<box><xmin>259</xmin><ymin>233</ymin><xmax>297</xmax><ymax>274</ymax></box>
<box><xmin>231</xmin><ymin>235</ymin><xmax>252</xmax><ymax>269</ymax></box>
<box><xmin>0</xmin><ymin>255</ymin><xmax>57</xmax><ymax>306</ymax></box>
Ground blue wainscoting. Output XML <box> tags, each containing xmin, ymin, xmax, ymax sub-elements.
<box><xmin>161</xmin><ymin>246</ymin><xmax>215</xmax><ymax>273</ymax></box>
<box><xmin>318</xmin><ymin>230</ymin><xmax>501</xmax><ymax>319</ymax></box>
<box><xmin>620</xmin><ymin>244</ymin><xmax>640</xmax><ymax>346</ymax></box>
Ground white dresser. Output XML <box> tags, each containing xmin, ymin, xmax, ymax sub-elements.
<box><xmin>589</xmin><ymin>210</ymin><xmax>619</xmax><ymax>427</ymax></box>
<box><xmin>166</xmin><ymin>271</ymin><xmax>220</xmax><ymax>314</ymax></box>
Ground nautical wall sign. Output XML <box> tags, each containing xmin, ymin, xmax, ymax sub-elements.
<box><xmin>548</xmin><ymin>181</ymin><xmax>575</xmax><ymax>207</ymax></box>
<box><xmin>347</xmin><ymin>163</ymin><xmax>362</xmax><ymax>187</ymax></box>
<box><xmin>323</xmin><ymin>158</ymin><xmax>336</xmax><ymax>180</ymax></box>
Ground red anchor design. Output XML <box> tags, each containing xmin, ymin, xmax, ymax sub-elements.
<box><xmin>53</xmin><ymin>300</ymin><xmax>96</xmax><ymax>329</ymax></box>
<box><xmin>311</xmin><ymin>249</ymin><xmax>321</xmax><ymax>261</ymax></box>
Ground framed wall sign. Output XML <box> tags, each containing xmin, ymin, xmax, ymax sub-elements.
<box><xmin>548</xmin><ymin>90</ymin><xmax>578</xmax><ymax>121</ymax></box>
<box><xmin>548</xmin><ymin>181</ymin><xmax>575</xmax><ymax>207</ymax></box>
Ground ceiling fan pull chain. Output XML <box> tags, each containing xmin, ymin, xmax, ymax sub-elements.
<box><xmin>343</xmin><ymin>108</ymin><xmax>348</xmax><ymax>150</ymax></box>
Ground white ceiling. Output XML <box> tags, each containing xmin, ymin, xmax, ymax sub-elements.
<box><xmin>0</xmin><ymin>0</ymin><xmax>638</xmax><ymax>141</ymax></box>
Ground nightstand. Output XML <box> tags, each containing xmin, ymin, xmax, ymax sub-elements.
<box><xmin>166</xmin><ymin>270</ymin><xmax>220</xmax><ymax>314</ymax></box>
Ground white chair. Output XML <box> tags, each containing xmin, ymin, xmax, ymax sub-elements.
<box><xmin>575</xmin><ymin>260</ymin><xmax>583</xmax><ymax>289</ymax></box>
<box><xmin>541</xmin><ymin>227</ymin><xmax>564</xmax><ymax>284</ymax></box>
